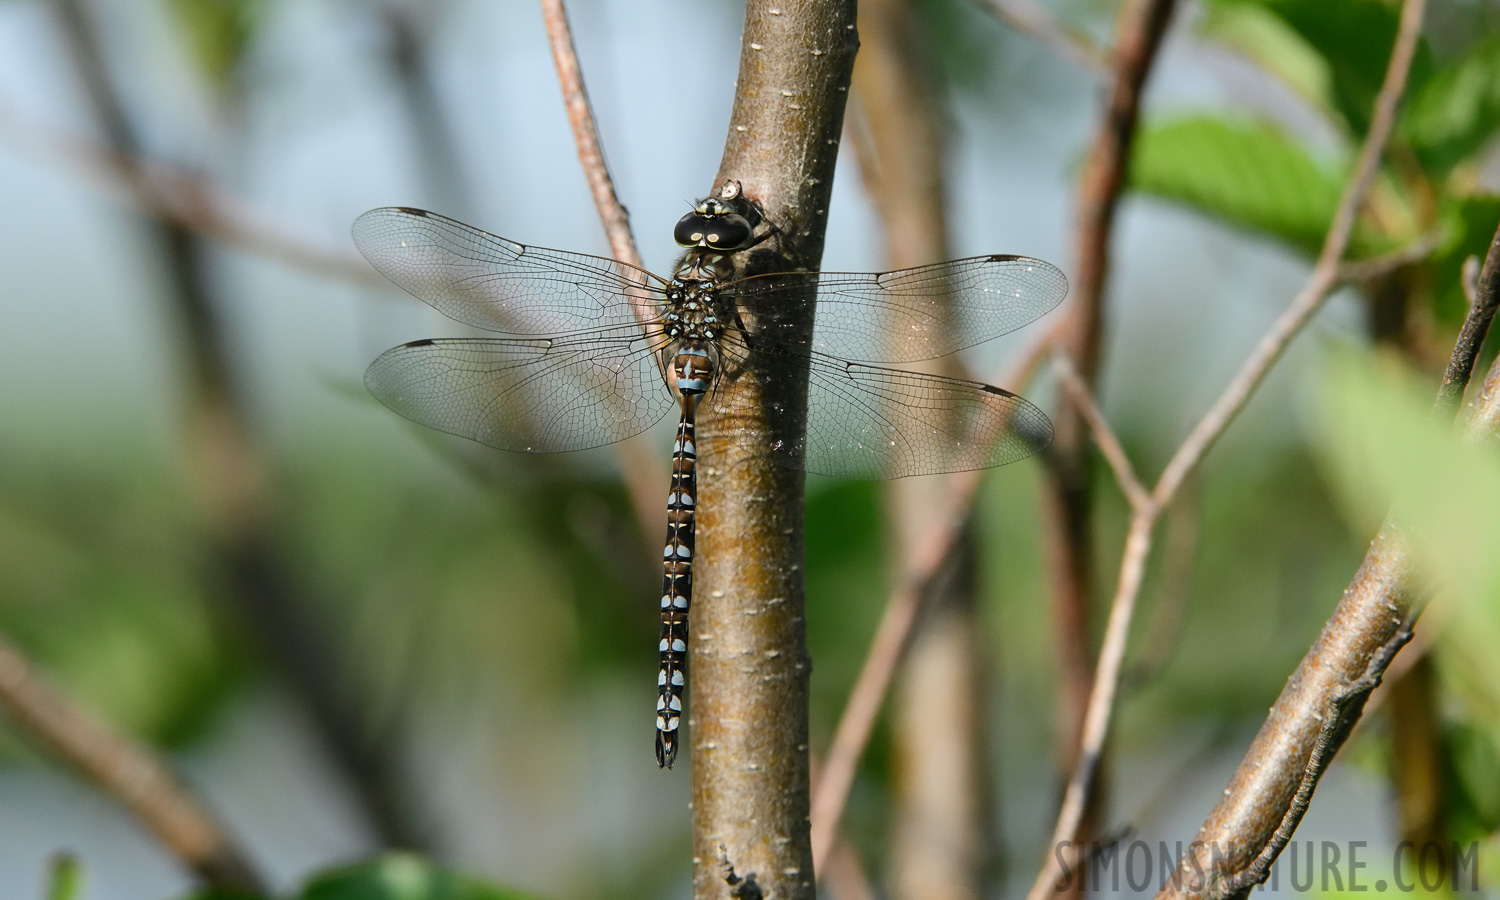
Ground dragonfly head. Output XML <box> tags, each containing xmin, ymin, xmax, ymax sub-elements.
<box><xmin>674</xmin><ymin>199</ymin><xmax>755</xmax><ymax>251</ymax></box>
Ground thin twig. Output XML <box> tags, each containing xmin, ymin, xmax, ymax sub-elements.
<box><xmin>1026</xmin><ymin>509</ymin><xmax>1156</xmax><ymax>900</ymax></box>
<box><xmin>1041</xmin><ymin>0</ymin><xmax>1177</xmax><ymax>878</ymax></box>
<box><xmin>811</xmin><ymin>467</ymin><xmax>981</xmax><ymax>872</ymax></box>
<box><xmin>1031</xmin><ymin>1</ymin><xmax>1428</xmax><ymax>895</ymax></box>
<box><xmin>1125</xmin><ymin>477</ymin><xmax>1199</xmax><ymax>687</ymax></box>
<box><xmin>0</xmin><ymin>97</ymin><xmax>378</xmax><ymax>286</ymax></box>
<box><xmin>973</xmin><ymin>0</ymin><xmax>1111</xmax><ymax>77</ymax></box>
<box><xmin>539</xmin><ymin>0</ymin><xmax>642</xmax><ymax>274</ymax></box>
<box><xmin>1052</xmin><ymin>353</ymin><xmax>1151</xmax><ymax>512</ymax></box>
<box><xmin>809</xmin><ymin>333</ymin><xmax>1052</xmax><ymax>873</ymax></box>
<box><xmin>0</xmin><ymin>633</ymin><xmax>264</xmax><ymax>893</ymax></box>
<box><xmin>1152</xmin><ymin>0</ymin><xmax>1427</xmax><ymax>509</ymax></box>
<box><xmin>1333</xmin><ymin>230</ymin><xmax>1442</xmax><ymax>283</ymax></box>
<box><xmin>539</xmin><ymin>0</ymin><xmax>670</xmax><ymax>545</ymax></box>
<box><xmin>1439</xmin><ymin>224</ymin><xmax>1500</xmax><ymax>414</ymax></box>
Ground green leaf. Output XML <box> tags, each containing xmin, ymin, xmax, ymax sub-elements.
<box><xmin>1130</xmin><ymin>116</ymin><xmax>1381</xmax><ymax>254</ymax></box>
<box><xmin>1402</xmin><ymin>35</ymin><xmax>1500</xmax><ymax>176</ymax></box>
<box><xmin>298</xmin><ymin>854</ymin><xmax>544</xmax><ymax>900</ymax></box>
<box><xmin>1263</xmin><ymin>0</ymin><xmax>1421</xmax><ymax>137</ymax></box>
<box><xmin>1205</xmin><ymin>0</ymin><xmax>1435</xmax><ymax>137</ymax></box>
<box><xmin>1197</xmin><ymin>1</ymin><xmax>1335</xmax><ymax>113</ymax></box>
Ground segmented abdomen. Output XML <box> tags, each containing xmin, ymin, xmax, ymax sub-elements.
<box><xmin>656</xmin><ymin>409</ymin><xmax>696</xmax><ymax>767</ymax></box>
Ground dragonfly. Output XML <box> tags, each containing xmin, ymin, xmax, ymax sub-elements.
<box><xmin>354</xmin><ymin>181</ymin><xmax>1067</xmax><ymax>768</ymax></box>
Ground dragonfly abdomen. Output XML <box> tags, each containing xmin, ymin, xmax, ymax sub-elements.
<box><xmin>657</xmin><ymin>402</ymin><xmax>698</xmax><ymax>768</ymax></box>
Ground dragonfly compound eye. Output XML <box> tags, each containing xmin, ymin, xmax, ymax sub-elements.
<box><xmin>674</xmin><ymin>211</ymin><xmax>753</xmax><ymax>250</ymax></box>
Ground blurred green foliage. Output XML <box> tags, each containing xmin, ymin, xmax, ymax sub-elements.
<box><xmin>167</xmin><ymin>0</ymin><xmax>260</xmax><ymax>86</ymax></box>
<box><xmin>45</xmin><ymin>854</ymin><xmax>83</xmax><ymax>900</ymax></box>
<box><xmin>0</xmin><ymin>453</ymin><xmax>248</xmax><ymax>753</ymax></box>
<box><xmin>187</xmin><ymin>853</ymin><xmax>544</xmax><ymax>900</ymax></box>
<box><xmin>1312</xmin><ymin>347</ymin><xmax>1500</xmax><ymax>877</ymax></box>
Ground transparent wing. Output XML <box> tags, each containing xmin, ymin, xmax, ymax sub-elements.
<box><xmin>730</xmin><ymin>256</ymin><xmax>1067</xmax><ymax>363</ymax></box>
<box><xmin>365</xmin><ymin>325</ymin><xmax>674</xmax><ymax>453</ymax></box>
<box><xmin>708</xmin><ymin>341</ymin><xmax>1053</xmax><ymax>480</ymax></box>
<box><xmin>353</xmin><ymin>207</ymin><xmax>664</xmax><ymax>335</ymax></box>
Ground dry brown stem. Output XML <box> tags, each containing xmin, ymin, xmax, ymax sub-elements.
<box><xmin>974</xmin><ymin>0</ymin><xmax>1111</xmax><ymax>76</ymax></box>
<box><xmin>1038</xmin><ymin>2</ymin><xmax>1177</xmax><ymax>882</ymax></box>
<box><xmin>1158</xmin><ymin>173</ymin><xmax>1499</xmax><ymax>900</ymax></box>
<box><xmin>0</xmin><ymin>633</ymin><xmax>263</xmax><ymax>893</ymax></box>
<box><xmin>540</xmin><ymin>0</ymin><xmax>672</xmax><ymax>543</ymax></box>
<box><xmin>845</xmin><ymin>1</ymin><xmax>995</xmax><ymax>897</ymax></box>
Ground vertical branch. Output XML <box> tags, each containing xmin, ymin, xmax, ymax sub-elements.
<box><xmin>0</xmin><ymin>634</ymin><xmax>264</xmax><ymax>893</ymax></box>
<box><xmin>1038</xmin><ymin>0</ymin><xmax>1176</xmax><ymax>882</ymax></box>
<box><xmin>690</xmin><ymin>2</ymin><xmax>858</xmax><ymax>898</ymax></box>
<box><xmin>52</xmin><ymin>0</ymin><xmax>421</xmax><ymax>850</ymax></box>
<box><xmin>848</xmin><ymin>0</ymin><xmax>993</xmax><ymax>897</ymax></box>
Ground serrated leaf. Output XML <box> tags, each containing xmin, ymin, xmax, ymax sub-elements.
<box><xmin>1402</xmin><ymin>35</ymin><xmax>1500</xmax><ymax>176</ymax></box>
<box><xmin>1131</xmin><ymin>116</ymin><xmax>1359</xmax><ymax>253</ymax></box>
<box><xmin>299</xmin><ymin>855</ymin><xmax>544</xmax><ymax>900</ymax></box>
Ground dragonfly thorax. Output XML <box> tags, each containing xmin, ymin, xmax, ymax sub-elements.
<box><xmin>662</xmin><ymin>275</ymin><xmax>731</xmax><ymax>342</ymax></box>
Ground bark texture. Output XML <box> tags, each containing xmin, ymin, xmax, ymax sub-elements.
<box><xmin>690</xmin><ymin>2</ymin><xmax>859</xmax><ymax>898</ymax></box>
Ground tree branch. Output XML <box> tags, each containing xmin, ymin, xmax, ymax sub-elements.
<box><xmin>1032</xmin><ymin>1</ymin><xmax>1428</xmax><ymax>894</ymax></box>
<box><xmin>973</xmin><ymin>0</ymin><xmax>1111</xmax><ymax>77</ymax></box>
<box><xmin>1159</xmin><ymin>208</ymin><xmax>1500</xmax><ymax>900</ymax></box>
<box><xmin>0</xmin><ymin>633</ymin><xmax>263</xmax><ymax>893</ymax></box>
<box><xmin>539</xmin><ymin>0</ymin><xmax>643</xmax><ymax>274</ymax></box>
<box><xmin>1051</xmin><ymin>353</ymin><xmax>1150</xmax><ymax>513</ymax></box>
<box><xmin>540</xmin><ymin>0</ymin><xmax>673</xmax><ymax>547</ymax></box>
<box><xmin>690</xmin><ymin>2</ymin><xmax>858</xmax><ymax>897</ymax></box>
<box><xmin>1039</xmin><ymin>1</ymin><xmax>1176</xmax><ymax>881</ymax></box>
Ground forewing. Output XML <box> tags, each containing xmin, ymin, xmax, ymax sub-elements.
<box><xmin>353</xmin><ymin>207</ymin><xmax>662</xmax><ymax>335</ymax></box>
<box><xmin>365</xmin><ymin>326</ymin><xmax>673</xmax><ymax>453</ymax></box>
<box><xmin>708</xmin><ymin>343</ymin><xmax>1053</xmax><ymax>479</ymax></box>
<box><xmin>731</xmin><ymin>256</ymin><xmax>1067</xmax><ymax>363</ymax></box>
